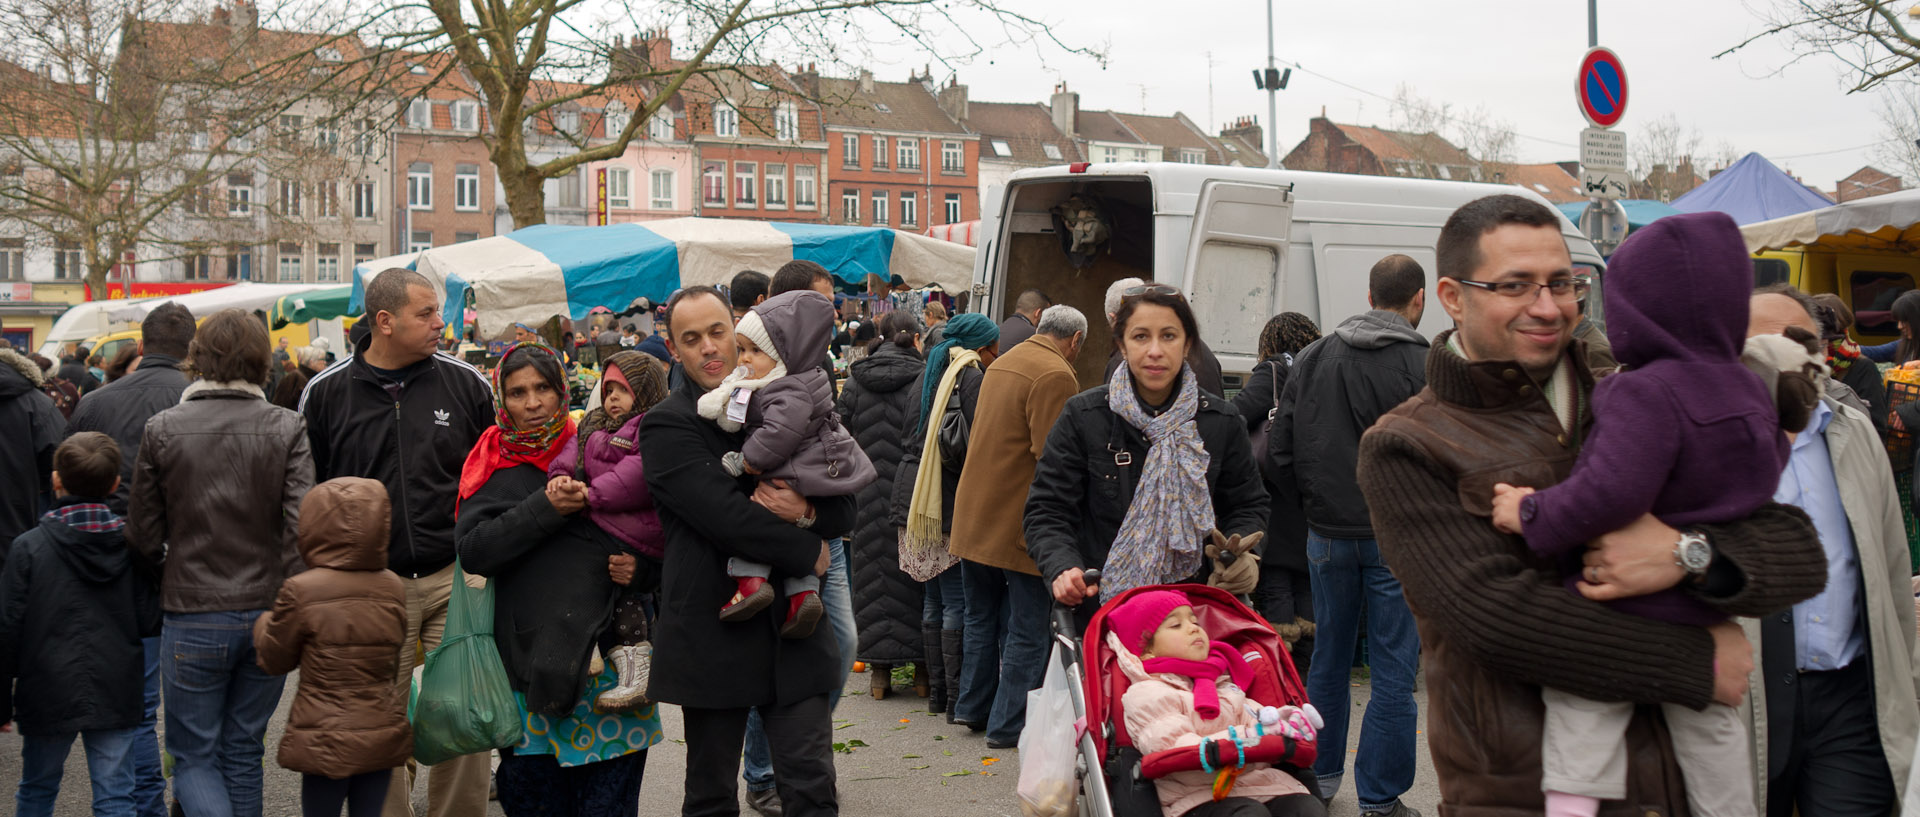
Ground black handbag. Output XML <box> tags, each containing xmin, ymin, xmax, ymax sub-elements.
<box><xmin>937</xmin><ymin>363</ymin><xmax>976</xmax><ymax>464</ymax></box>
<box><xmin>1248</xmin><ymin>360</ymin><xmax>1280</xmax><ymax>468</ymax></box>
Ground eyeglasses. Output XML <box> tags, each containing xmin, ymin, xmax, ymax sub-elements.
<box><xmin>1454</xmin><ymin>276</ymin><xmax>1591</xmax><ymax>302</ymax></box>
<box><xmin>1122</xmin><ymin>283</ymin><xmax>1182</xmax><ymax>298</ymax></box>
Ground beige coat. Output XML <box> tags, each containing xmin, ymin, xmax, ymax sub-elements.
<box><xmin>949</xmin><ymin>334</ymin><xmax>1079</xmax><ymax>575</ymax></box>
<box><xmin>1740</xmin><ymin>395</ymin><xmax>1920</xmax><ymax>807</ymax></box>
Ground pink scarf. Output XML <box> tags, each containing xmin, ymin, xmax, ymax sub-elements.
<box><xmin>1140</xmin><ymin>641</ymin><xmax>1253</xmax><ymax>720</ymax></box>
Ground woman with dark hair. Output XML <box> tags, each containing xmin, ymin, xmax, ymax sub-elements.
<box><xmin>127</xmin><ymin>308</ymin><xmax>315</xmax><ymax>817</ymax></box>
<box><xmin>1025</xmin><ymin>285</ymin><xmax>1272</xmax><ymax>611</ymax></box>
<box><xmin>1863</xmin><ymin>289</ymin><xmax>1920</xmax><ymax>363</ymax></box>
<box><xmin>1230</xmin><ymin>312</ymin><xmax>1323</xmax><ymax>664</ymax></box>
<box><xmin>835</xmin><ymin>310</ymin><xmax>927</xmax><ymax>700</ymax></box>
<box><xmin>455</xmin><ymin>343</ymin><xmax>661</xmax><ymax>816</ymax></box>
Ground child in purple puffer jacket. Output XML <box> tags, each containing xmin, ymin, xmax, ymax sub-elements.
<box><xmin>548</xmin><ymin>350</ymin><xmax>669</xmax><ymax>711</ymax></box>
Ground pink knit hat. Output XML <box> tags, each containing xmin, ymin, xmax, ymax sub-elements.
<box><xmin>1108</xmin><ymin>590</ymin><xmax>1193</xmax><ymax>657</ymax></box>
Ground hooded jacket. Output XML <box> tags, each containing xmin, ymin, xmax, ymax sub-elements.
<box><xmin>836</xmin><ymin>341</ymin><xmax>927</xmax><ymax>663</ymax></box>
<box><xmin>254</xmin><ymin>477</ymin><xmax>411</xmax><ymax>777</ymax></box>
<box><xmin>734</xmin><ymin>291</ymin><xmax>876</xmax><ymax>497</ymax></box>
<box><xmin>0</xmin><ymin>349</ymin><xmax>63</xmax><ymax>555</ymax></box>
<box><xmin>1521</xmin><ymin>211</ymin><xmax>1788</xmax><ymax>628</ymax></box>
<box><xmin>1269</xmin><ymin>310</ymin><xmax>1428</xmax><ymax>538</ymax></box>
<box><xmin>65</xmin><ymin>354</ymin><xmax>190</xmax><ymax>516</ymax></box>
<box><xmin>549</xmin><ymin>409</ymin><xmax>664</xmax><ymax>559</ymax></box>
<box><xmin>0</xmin><ymin>497</ymin><xmax>160</xmax><ymax>734</ymax></box>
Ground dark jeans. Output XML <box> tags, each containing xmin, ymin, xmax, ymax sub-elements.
<box><xmin>922</xmin><ymin>563</ymin><xmax>964</xmax><ymax>630</ymax></box>
<box><xmin>495</xmin><ymin>746</ymin><xmax>646</xmax><ymax>817</ymax></box>
<box><xmin>1766</xmin><ymin>658</ymin><xmax>1897</xmax><ymax>817</ymax></box>
<box><xmin>299</xmin><ymin>770</ymin><xmax>391</xmax><ymax>817</ymax></box>
<box><xmin>956</xmin><ymin>560</ymin><xmax>1051</xmax><ymax>744</ymax></box>
<box><xmin>16</xmin><ymin>726</ymin><xmax>141</xmax><ymax>817</ymax></box>
<box><xmin>161</xmin><ymin>610</ymin><xmax>287</xmax><ymax>817</ymax></box>
<box><xmin>684</xmin><ymin>694</ymin><xmax>836</xmax><ymax>817</ymax></box>
<box><xmin>1305</xmin><ymin>534</ymin><xmax>1419</xmax><ymax>812</ymax></box>
<box><xmin>134</xmin><ymin>635</ymin><xmax>166</xmax><ymax>817</ymax></box>
<box><xmin>1185</xmin><ymin>794</ymin><xmax>1329</xmax><ymax>817</ymax></box>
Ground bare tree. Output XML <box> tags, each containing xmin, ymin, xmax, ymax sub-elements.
<box><xmin>1872</xmin><ymin>83</ymin><xmax>1920</xmax><ymax>183</ymax></box>
<box><xmin>1629</xmin><ymin>113</ymin><xmax>1703</xmax><ymax>202</ymax></box>
<box><xmin>1724</xmin><ymin>1</ymin><xmax>1920</xmax><ymax>92</ymax></box>
<box><xmin>1389</xmin><ymin>85</ymin><xmax>1512</xmax><ymax>182</ymax></box>
<box><xmin>402</xmin><ymin>0</ymin><xmax>1100</xmax><ymax>228</ymax></box>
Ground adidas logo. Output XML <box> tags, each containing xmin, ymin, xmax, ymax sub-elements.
<box><xmin>434</xmin><ymin>408</ymin><xmax>451</xmax><ymax>427</ymax></box>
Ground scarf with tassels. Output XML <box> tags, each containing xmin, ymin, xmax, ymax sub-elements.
<box><xmin>1828</xmin><ymin>337</ymin><xmax>1863</xmax><ymax>381</ymax></box>
<box><xmin>1141</xmin><ymin>641</ymin><xmax>1255</xmax><ymax>720</ymax></box>
<box><xmin>1099</xmin><ymin>363</ymin><xmax>1216</xmax><ymax>597</ymax></box>
<box><xmin>900</xmin><ymin>346</ymin><xmax>980</xmax><ymax>580</ymax></box>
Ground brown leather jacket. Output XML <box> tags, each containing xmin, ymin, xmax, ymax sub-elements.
<box><xmin>254</xmin><ymin>477</ymin><xmax>410</xmax><ymax>777</ymax></box>
<box><xmin>1356</xmin><ymin>331</ymin><xmax>1826</xmax><ymax>816</ymax></box>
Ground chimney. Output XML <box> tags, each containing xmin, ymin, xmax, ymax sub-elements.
<box><xmin>1220</xmin><ymin>116</ymin><xmax>1262</xmax><ymax>152</ymax></box>
<box><xmin>796</xmin><ymin>62</ymin><xmax>820</xmax><ymax>99</ymax></box>
<box><xmin>938</xmin><ymin>78</ymin><xmax>968</xmax><ymax>122</ymax></box>
<box><xmin>229</xmin><ymin>0</ymin><xmax>257</xmax><ymax>33</ymax></box>
<box><xmin>1050</xmin><ymin>82</ymin><xmax>1078</xmax><ymax>139</ymax></box>
<box><xmin>646</xmin><ymin>31</ymin><xmax>670</xmax><ymax>68</ymax></box>
<box><xmin>858</xmin><ymin>68</ymin><xmax>874</xmax><ymax>95</ymax></box>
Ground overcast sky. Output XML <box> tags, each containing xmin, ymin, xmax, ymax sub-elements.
<box><xmin>839</xmin><ymin>0</ymin><xmax>1898</xmax><ymax>192</ymax></box>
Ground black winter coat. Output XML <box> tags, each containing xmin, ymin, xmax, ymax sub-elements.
<box><xmin>0</xmin><ymin>350</ymin><xmax>62</xmax><ymax>557</ymax></box>
<box><xmin>835</xmin><ymin>343</ymin><xmax>925</xmax><ymax>664</ymax></box>
<box><xmin>65</xmin><ymin>354</ymin><xmax>189</xmax><ymax>516</ymax></box>
<box><xmin>641</xmin><ymin>385</ymin><xmax>856</xmax><ymax>709</ymax></box>
<box><xmin>1231</xmin><ymin>354</ymin><xmax>1309</xmax><ymax>573</ymax></box>
<box><xmin>1024</xmin><ymin>383</ymin><xmax>1269</xmax><ymax>585</ymax></box>
<box><xmin>0</xmin><ymin>498</ymin><xmax>159</xmax><ymax>734</ymax></box>
<box><xmin>456</xmin><ymin>461</ymin><xmax>641</xmax><ymax>717</ymax></box>
<box><xmin>888</xmin><ymin>364</ymin><xmax>984</xmax><ymax>534</ymax></box>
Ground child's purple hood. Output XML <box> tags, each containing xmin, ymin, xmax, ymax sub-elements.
<box><xmin>1601</xmin><ymin>210</ymin><xmax>1752</xmax><ymax>369</ymax></box>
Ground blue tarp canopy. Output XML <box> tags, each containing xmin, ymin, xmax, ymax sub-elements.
<box><xmin>1669</xmin><ymin>152</ymin><xmax>1834</xmax><ymax>225</ymax></box>
<box><xmin>1556</xmin><ymin>199</ymin><xmax>1686</xmax><ymax>230</ymax></box>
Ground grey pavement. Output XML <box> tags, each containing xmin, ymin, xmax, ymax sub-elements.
<box><xmin>0</xmin><ymin>667</ymin><xmax>1438</xmax><ymax>816</ymax></box>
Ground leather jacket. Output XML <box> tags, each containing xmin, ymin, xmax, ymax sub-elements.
<box><xmin>128</xmin><ymin>380</ymin><xmax>314</xmax><ymax>613</ymax></box>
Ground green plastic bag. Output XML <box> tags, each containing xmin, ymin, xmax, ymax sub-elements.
<box><xmin>411</xmin><ymin>563</ymin><xmax>521</xmax><ymax>765</ymax></box>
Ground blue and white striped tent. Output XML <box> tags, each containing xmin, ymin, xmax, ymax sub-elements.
<box><xmin>350</xmin><ymin>219</ymin><xmax>975</xmax><ymax>338</ymax></box>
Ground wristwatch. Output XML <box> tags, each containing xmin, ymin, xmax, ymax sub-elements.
<box><xmin>795</xmin><ymin>504</ymin><xmax>817</xmax><ymax>529</ymax></box>
<box><xmin>1673</xmin><ymin>529</ymin><xmax>1711</xmax><ymax>577</ymax></box>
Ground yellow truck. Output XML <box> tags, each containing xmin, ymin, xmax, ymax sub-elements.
<box><xmin>1743</xmin><ymin>190</ymin><xmax>1920</xmax><ymax>346</ymax></box>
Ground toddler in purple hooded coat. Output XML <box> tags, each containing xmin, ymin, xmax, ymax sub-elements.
<box><xmin>1488</xmin><ymin>210</ymin><xmax>1805</xmax><ymax>817</ymax></box>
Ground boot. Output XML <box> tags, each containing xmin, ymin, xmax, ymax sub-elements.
<box><xmin>720</xmin><ymin>576</ymin><xmax>774</xmax><ymax>622</ymax></box>
<box><xmin>913</xmin><ymin>661</ymin><xmax>931</xmax><ymax>698</ymax></box>
<box><xmin>594</xmin><ymin>643</ymin><xmax>653</xmax><ymax>711</ymax></box>
<box><xmin>923</xmin><ymin>624</ymin><xmax>947</xmax><ymax>715</ymax></box>
<box><xmin>940</xmin><ymin>629</ymin><xmax>965</xmax><ymax>725</ymax></box>
<box><xmin>779</xmin><ymin>590</ymin><xmax>823</xmax><ymax>639</ymax></box>
<box><xmin>871</xmin><ymin>662</ymin><xmax>891</xmax><ymax>699</ymax></box>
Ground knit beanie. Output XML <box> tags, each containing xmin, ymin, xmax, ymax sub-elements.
<box><xmin>635</xmin><ymin>334</ymin><xmax>672</xmax><ymax>366</ymax></box>
<box><xmin>734</xmin><ymin>310</ymin><xmax>783</xmax><ymax>368</ymax></box>
<box><xmin>1107</xmin><ymin>589</ymin><xmax>1192</xmax><ymax>658</ymax></box>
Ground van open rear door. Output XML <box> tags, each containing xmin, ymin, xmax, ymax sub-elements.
<box><xmin>1181</xmin><ymin>179</ymin><xmax>1294</xmax><ymax>376</ymax></box>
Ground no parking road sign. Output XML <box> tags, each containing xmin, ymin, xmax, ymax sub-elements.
<box><xmin>1576</xmin><ymin>47</ymin><xmax>1628</xmax><ymax>128</ymax></box>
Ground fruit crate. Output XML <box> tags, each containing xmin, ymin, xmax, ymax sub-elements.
<box><xmin>1887</xmin><ymin>367</ymin><xmax>1920</xmax><ymax>472</ymax></box>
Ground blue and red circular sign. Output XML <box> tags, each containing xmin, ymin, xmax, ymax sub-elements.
<box><xmin>1575</xmin><ymin>47</ymin><xmax>1628</xmax><ymax>128</ymax></box>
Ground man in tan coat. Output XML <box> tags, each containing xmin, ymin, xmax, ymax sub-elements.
<box><xmin>948</xmin><ymin>305</ymin><xmax>1086</xmax><ymax>748</ymax></box>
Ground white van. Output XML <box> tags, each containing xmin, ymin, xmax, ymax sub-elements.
<box><xmin>972</xmin><ymin>162</ymin><xmax>1607</xmax><ymax>391</ymax></box>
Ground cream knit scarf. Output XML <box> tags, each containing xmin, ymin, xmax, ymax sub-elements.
<box><xmin>900</xmin><ymin>347</ymin><xmax>979</xmax><ymax>581</ymax></box>
<box><xmin>695</xmin><ymin>363</ymin><xmax>788</xmax><ymax>432</ymax></box>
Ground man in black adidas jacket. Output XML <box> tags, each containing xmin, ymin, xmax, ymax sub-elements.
<box><xmin>297</xmin><ymin>268</ymin><xmax>494</xmax><ymax>817</ymax></box>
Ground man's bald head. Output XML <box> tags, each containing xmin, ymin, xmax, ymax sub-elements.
<box><xmin>1748</xmin><ymin>291</ymin><xmax>1820</xmax><ymax>339</ymax></box>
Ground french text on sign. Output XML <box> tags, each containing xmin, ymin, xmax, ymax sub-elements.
<box><xmin>1580</xmin><ymin>128</ymin><xmax>1627</xmax><ymax>172</ymax></box>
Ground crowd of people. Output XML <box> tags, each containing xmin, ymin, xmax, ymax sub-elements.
<box><xmin>3</xmin><ymin>190</ymin><xmax>1919</xmax><ymax>817</ymax></box>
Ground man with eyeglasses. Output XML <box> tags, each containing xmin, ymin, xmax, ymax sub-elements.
<box><xmin>1355</xmin><ymin>194</ymin><xmax>1824</xmax><ymax>815</ymax></box>
<box><xmin>1268</xmin><ymin>253</ymin><xmax>1430</xmax><ymax>817</ymax></box>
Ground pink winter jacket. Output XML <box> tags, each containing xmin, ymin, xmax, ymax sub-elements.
<box><xmin>1113</xmin><ymin>633</ymin><xmax>1308</xmax><ymax>816</ymax></box>
<box><xmin>549</xmin><ymin>411</ymin><xmax>664</xmax><ymax>559</ymax></box>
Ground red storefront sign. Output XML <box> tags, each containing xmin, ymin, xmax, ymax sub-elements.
<box><xmin>89</xmin><ymin>282</ymin><xmax>234</xmax><ymax>301</ymax></box>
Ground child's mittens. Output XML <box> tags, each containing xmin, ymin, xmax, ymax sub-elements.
<box><xmin>721</xmin><ymin>450</ymin><xmax>746</xmax><ymax>477</ymax></box>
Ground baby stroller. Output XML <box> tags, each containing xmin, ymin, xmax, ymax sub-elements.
<box><xmin>1048</xmin><ymin>575</ymin><xmax>1320</xmax><ymax>817</ymax></box>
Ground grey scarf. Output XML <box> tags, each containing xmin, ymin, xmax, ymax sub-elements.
<box><xmin>1099</xmin><ymin>363</ymin><xmax>1216</xmax><ymax>597</ymax></box>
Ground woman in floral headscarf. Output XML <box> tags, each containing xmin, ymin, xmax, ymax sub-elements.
<box><xmin>454</xmin><ymin>342</ymin><xmax>662</xmax><ymax>816</ymax></box>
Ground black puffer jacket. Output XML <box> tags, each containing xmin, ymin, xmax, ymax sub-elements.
<box><xmin>65</xmin><ymin>354</ymin><xmax>190</xmax><ymax>516</ymax></box>
<box><xmin>888</xmin><ymin>363</ymin><xmax>984</xmax><ymax>534</ymax></box>
<box><xmin>1232</xmin><ymin>354</ymin><xmax>1310</xmax><ymax>573</ymax></box>
<box><xmin>0</xmin><ymin>350</ymin><xmax>63</xmax><ymax>556</ymax></box>
<box><xmin>836</xmin><ymin>342</ymin><xmax>925</xmax><ymax>664</ymax></box>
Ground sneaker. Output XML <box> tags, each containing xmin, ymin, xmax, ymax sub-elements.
<box><xmin>745</xmin><ymin>786</ymin><xmax>784</xmax><ymax>817</ymax></box>
<box><xmin>720</xmin><ymin>577</ymin><xmax>775</xmax><ymax>622</ymax></box>
<box><xmin>779</xmin><ymin>590</ymin><xmax>824</xmax><ymax>639</ymax></box>
<box><xmin>1361</xmin><ymin>801</ymin><xmax>1421</xmax><ymax>817</ymax></box>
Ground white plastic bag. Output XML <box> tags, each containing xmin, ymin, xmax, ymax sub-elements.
<box><xmin>1018</xmin><ymin>643</ymin><xmax>1080</xmax><ymax>817</ymax></box>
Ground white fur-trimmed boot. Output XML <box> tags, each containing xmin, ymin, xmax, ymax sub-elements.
<box><xmin>595</xmin><ymin>643</ymin><xmax>653</xmax><ymax>712</ymax></box>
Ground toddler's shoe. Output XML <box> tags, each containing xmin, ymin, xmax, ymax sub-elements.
<box><xmin>779</xmin><ymin>590</ymin><xmax>824</xmax><ymax>639</ymax></box>
<box><xmin>721</xmin><ymin>450</ymin><xmax>747</xmax><ymax>477</ymax></box>
<box><xmin>720</xmin><ymin>576</ymin><xmax>775</xmax><ymax>622</ymax></box>
<box><xmin>595</xmin><ymin>642</ymin><xmax>653</xmax><ymax>712</ymax></box>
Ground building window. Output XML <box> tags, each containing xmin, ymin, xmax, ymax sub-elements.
<box><xmin>842</xmin><ymin>134</ymin><xmax>860</xmax><ymax>169</ymax></box>
<box><xmin>278</xmin><ymin>243</ymin><xmax>303</xmax><ymax>281</ymax></box>
<box><xmin>0</xmin><ymin>238</ymin><xmax>20</xmax><ymax>281</ymax></box>
<box><xmin>316</xmin><ymin>127</ymin><xmax>339</xmax><ymax>153</ymax></box>
<box><xmin>872</xmin><ymin>136</ymin><xmax>888</xmax><ymax>169</ymax></box>
<box><xmin>774</xmin><ymin>102</ymin><xmax>798</xmax><ymax>142</ymax></box>
<box><xmin>734</xmin><ymin>161</ymin><xmax>757</xmax><ymax>207</ymax></box>
<box><xmin>945</xmin><ymin>193</ymin><xmax>960</xmax><ymax>224</ymax></box>
<box><xmin>407</xmin><ymin>98</ymin><xmax>431</xmax><ymax>129</ymax></box>
<box><xmin>277</xmin><ymin>113</ymin><xmax>303</xmax><ymax>136</ymax></box>
<box><xmin>793</xmin><ymin>165</ymin><xmax>816</xmax><ymax>210</ymax></box>
<box><xmin>900</xmin><ymin>192</ymin><xmax>917</xmax><ymax>227</ymax></box>
<box><xmin>942</xmin><ymin>141</ymin><xmax>963</xmax><ymax>173</ymax></box>
<box><xmin>54</xmin><ymin>239</ymin><xmax>81</xmax><ymax>280</ymax></box>
<box><xmin>455</xmin><ymin>164</ymin><xmax>480</xmax><ymax>211</ymax></box>
<box><xmin>764</xmin><ymin>163</ymin><xmax>787</xmax><ymax>209</ymax></box>
<box><xmin>1180</xmin><ymin>149</ymin><xmax>1205</xmax><ymax>164</ymax></box>
<box><xmin>316</xmin><ymin>243</ymin><xmax>341</xmax><ymax>282</ymax></box>
<box><xmin>647</xmin><ymin>111</ymin><xmax>674</xmax><ymax>141</ymax></box>
<box><xmin>607</xmin><ymin>166</ymin><xmax>631</xmax><ymax>209</ymax></box>
<box><xmin>871</xmin><ymin>190</ymin><xmax>888</xmax><ymax>225</ymax></box>
<box><xmin>408</xmin><ymin>163</ymin><xmax>432</xmax><ymax>210</ymax></box>
<box><xmin>317</xmin><ymin>182</ymin><xmax>339</xmax><ymax>218</ymax></box>
<box><xmin>991</xmin><ymin>139</ymin><xmax>1012</xmax><ymax>157</ymax></box>
<box><xmin>353</xmin><ymin>243</ymin><xmax>376</xmax><ymax>265</ymax></box>
<box><xmin>713</xmin><ymin>102</ymin><xmax>738</xmax><ymax>137</ymax></box>
<box><xmin>550</xmin><ymin>171</ymin><xmax>582</xmax><ymax>209</ymax></box>
<box><xmin>650</xmin><ymin>169</ymin><xmax>675</xmax><ymax>210</ymax></box>
<box><xmin>277</xmin><ymin>179</ymin><xmax>301</xmax><ymax>217</ymax></box>
<box><xmin>227</xmin><ymin>172</ymin><xmax>252</xmax><ymax>215</ymax></box>
<box><xmin>603</xmin><ymin>103</ymin><xmax>629</xmax><ymax>138</ymax></box>
<box><xmin>842</xmin><ymin>189</ymin><xmax>858</xmax><ymax>224</ymax></box>
<box><xmin>408</xmin><ymin>230</ymin><xmax>432</xmax><ymax>253</ymax></box>
<box><xmin>353</xmin><ymin>118</ymin><xmax>377</xmax><ymax>156</ymax></box>
<box><xmin>225</xmin><ymin>246</ymin><xmax>252</xmax><ymax>281</ymax></box>
<box><xmin>702</xmin><ymin>161</ymin><xmax>726</xmax><ymax>207</ymax></box>
<box><xmin>353</xmin><ymin>181</ymin><xmax>376</xmax><ymax>219</ymax></box>
<box><xmin>455</xmin><ymin>232</ymin><xmax>478</xmax><ymax>244</ymax></box>
<box><xmin>1042</xmin><ymin>143</ymin><xmax>1062</xmax><ymax>160</ymax></box>
<box><xmin>897</xmin><ymin>138</ymin><xmax>919</xmax><ymax>170</ymax></box>
<box><xmin>555</xmin><ymin>109</ymin><xmax>580</xmax><ymax>138</ymax></box>
<box><xmin>187</xmin><ymin>251</ymin><xmax>212</xmax><ymax>281</ymax></box>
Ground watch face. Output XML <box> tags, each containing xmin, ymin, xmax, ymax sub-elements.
<box><xmin>1678</xmin><ymin>535</ymin><xmax>1711</xmax><ymax>572</ymax></box>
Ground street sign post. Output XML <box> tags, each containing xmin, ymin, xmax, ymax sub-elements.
<box><xmin>1578</xmin><ymin>199</ymin><xmax>1629</xmax><ymax>255</ymax></box>
<box><xmin>1576</xmin><ymin>47</ymin><xmax>1628</xmax><ymax>250</ymax></box>
<box><xmin>1575</xmin><ymin>47</ymin><xmax>1628</xmax><ymax>128</ymax></box>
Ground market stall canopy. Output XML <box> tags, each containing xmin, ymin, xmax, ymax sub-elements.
<box><xmin>102</xmin><ymin>282</ymin><xmax>340</xmax><ymax>324</ymax></box>
<box><xmin>270</xmin><ymin>285</ymin><xmax>355</xmax><ymax>328</ymax></box>
<box><xmin>925</xmin><ymin>220</ymin><xmax>981</xmax><ymax>247</ymax></box>
<box><xmin>1670</xmin><ymin>152</ymin><xmax>1834</xmax><ymax>225</ymax></box>
<box><xmin>1741</xmin><ymin>188</ymin><xmax>1920</xmax><ymax>253</ymax></box>
<box><xmin>1555</xmin><ymin>199</ymin><xmax>1684</xmax><ymax>231</ymax></box>
<box><xmin>352</xmin><ymin>219</ymin><xmax>976</xmax><ymax>338</ymax></box>
<box><xmin>41</xmin><ymin>297</ymin><xmax>155</xmax><ymax>346</ymax></box>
